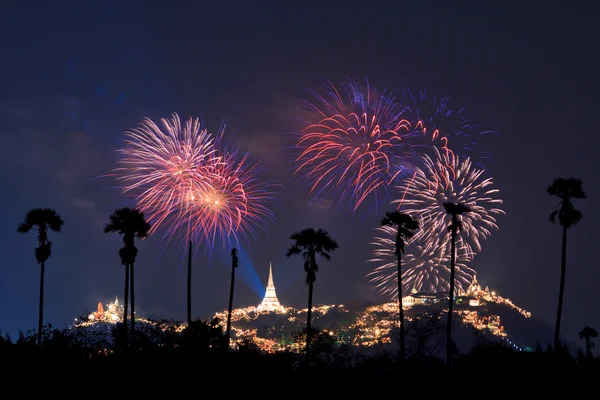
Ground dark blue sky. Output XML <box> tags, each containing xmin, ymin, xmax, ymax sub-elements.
<box><xmin>0</xmin><ymin>1</ymin><xmax>597</xmax><ymax>346</ymax></box>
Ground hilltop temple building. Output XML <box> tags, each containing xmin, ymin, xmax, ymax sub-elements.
<box><xmin>256</xmin><ymin>263</ymin><xmax>286</xmax><ymax>313</ymax></box>
<box><xmin>88</xmin><ymin>296</ymin><xmax>124</xmax><ymax>323</ymax></box>
<box><xmin>462</xmin><ymin>275</ymin><xmax>496</xmax><ymax>306</ymax></box>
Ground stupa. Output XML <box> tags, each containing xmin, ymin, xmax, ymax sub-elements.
<box><xmin>256</xmin><ymin>262</ymin><xmax>286</xmax><ymax>313</ymax></box>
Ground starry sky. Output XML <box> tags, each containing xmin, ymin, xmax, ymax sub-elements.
<box><xmin>0</xmin><ymin>1</ymin><xmax>597</xmax><ymax>344</ymax></box>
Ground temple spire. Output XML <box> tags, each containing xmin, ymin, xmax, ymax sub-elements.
<box><xmin>267</xmin><ymin>262</ymin><xmax>274</xmax><ymax>287</ymax></box>
<box><xmin>257</xmin><ymin>262</ymin><xmax>286</xmax><ymax>313</ymax></box>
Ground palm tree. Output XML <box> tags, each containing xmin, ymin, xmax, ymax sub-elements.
<box><xmin>187</xmin><ymin>240</ymin><xmax>192</xmax><ymax>327</ymax></box>
<box><xmin>548</xmin><ymin>177</ymin><xmax>586</xmax><ymax>350</ymax></box>
<box><xmin>226</xmin><ymin>247</ymin><xmax>239</xmax><ymax>346</ymax></box>
<box><xmin>380</xmin><ymin>211</ymin><xmax>419</xmax><ymax>361</ymax></box>
<box><xmin>104</xmin><ymin>208</ymin><xmax>151</xmax><ymax>341</ymax></box>
<box><xmin>443</xmin><ymin>201</ymin><xmax>471</xmax><ymax>365</ymax></box>
<box><xmin>286</xmin><ymin>228</ymin><xmax>339</xmax><ymax>359</ymax></box>
<box><xmin>579</xmin><ymin>326</ymin><xmax>597</xmax><ymax>359</ymax></box>
<box><xmin>17</xmin><ymin>208</ymin><xmax>64</xmax><ymax>346</ymax></box>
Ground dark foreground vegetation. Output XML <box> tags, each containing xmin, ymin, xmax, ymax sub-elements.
<box><xmin>1</xmin><ymin>320</ymin><xmax>599</xmax><ymax>396</ymax></box>
<box><xmin>10</xmin><ymin>179</ymin><xmax>591</xmax><ymax>395</ymax></box>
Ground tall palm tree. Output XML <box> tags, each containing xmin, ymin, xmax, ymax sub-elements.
<box><xmin>286</xmin><ymin>228</ymin><xmax>338</xmax><ymax>359</ymax></box>
<box><xmin>187</xmin><ymin>239</ymin><xmax>192</xmax><ymax>327</ymax></box>
<box><xmin>380</xmin><ymin>211</ymin><xmax>419</xmax><ymax>361</ymax></box>
<box><xmin>17</xmin><ymin>208</ymin><xmax>64</xmax><ymax>346</ymax></box>
<box><xmin>104</xmin><ymin>208</ymin><xmax>151</xmax><ymax>341</ymax></box>
<box><xmin>579</xmin><ymin>326</ymin><xmax>597</xmax><ymax>359</ymax></box>
<box><xmin>226</xmin><ymin>247</ymin><xmax>239</xmax><ymax>346</ymax></box>
<box><xmin>443</xmin><ymin>201</ymin><xmax>471</xmax><ymax>365</ymax></box>
<box><xmin>548</xmin><ymin>177</ymin><xmax>586</xmax><ymax>350</ymax></box>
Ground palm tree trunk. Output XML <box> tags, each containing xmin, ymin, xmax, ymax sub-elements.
<box><xmin>398</xmin><ymin>253</ymin><xmax>405</xmax><ymax>361</ymax></box>
<box><xmin>446</xmin><ymin>226</ymin><xmax>457</xmax><ymax>365</ymax></box>
<box><xmin>123</xmin><ymin>263</ymin><xmax>129</xmax><ymax>337</ymax></box>
<box><xmin>586</xmin><ymin>339</ymin><xmax>591</xmax><ymax>359</ymax></box>
<box><xmin>226</xmin><ymin>256</ymin><xmax>236</xmax><ymax>346</ymax></box>
<box><xmin>306</xmin><ymin>279</ymin><xmax>314</xmax><ymax>359</ymax></box>
<box><xmin>187</xmin><ymin>240</ymin><xmax>192</xmax><ymax>326</ymax></box>
<box><xmin>554</xmin><ymin>225</ymin><xmax>568</xmax><ymax>351</ymax></box>
<box><xmin>37</xmin><ymin>259</ymin><xmax>45</xmax><ymax>346</ymax></box>
<box><xmin>130</xmin><ymin>262</ymin><xmax>135</xmax><ymax>339</ymax></box>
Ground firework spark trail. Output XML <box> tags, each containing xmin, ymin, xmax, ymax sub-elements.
<box><xmin>114</xmin><ymin>113</ymin><xmax>217</xmax><ymax>244</ymax></box>
<box><xmin>188</xmin><ymin>141</ymin><xmax>281</xmax><ymax>251</ymax></box>
<box><xmin>393</xmin><ymin>146</ymin><xmax>504</xmax><ymax>261</ymax></box>
<box><xmin>294</xmin><ymin>78</ymin><xmax>414</xmax><ymax>211</ymax></box>
<box><xmin>368</xmin><ymin>225</ymin><xmax>476</xmax><ymax>297</ymax></box>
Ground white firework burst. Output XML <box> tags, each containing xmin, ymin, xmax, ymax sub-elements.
<box><xmin>394</xmin><ymin>146</ymin><xmax>504</xmax><ymax>261</ymax></box>
<box><xmin>368</xmin><ymin>225</ymin><xmax>475</xmax><ymax>298</ymax></box>
<box><xmin>367</xmin><ymin>147</ymin><xmax>503</xmax><ymax>298</ymax></box>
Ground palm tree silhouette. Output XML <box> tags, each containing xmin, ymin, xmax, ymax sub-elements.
<box><xmin>548</xmin><ymin>177</ymin><xmax>586</xmax><ymax>350</ymax></box>
<box><xmin>286</xmin><ymin>228</ymin><xmax>338</xmax><ymax>359</ymax></box>
<box><xmin>226</xmin><ymin>247</ymin><xmax>239</xmax><ymax>346</ymax></box>
<box><xmin>379</xmin><ymin>211</ymin><xmax>419</xmax><ymax>361</ymax></box>
<box><xmin>579</xmin><ymin>326</ymin><xmax>597</xmax><ymax>359</ymax></box>
<box><xmin>443</xmin><ymin>201</ymin><xmax>471</xmax><ymax>365</ymax></box>
<box><xmin>17</xmin><ymin>208</ymin><xmax>64</xmax><ymax>346</ymax></box>
<box><xmin>104</xmin><ymin>208</ymin><xmax>151</xmax><ymax>341</ymax></box>
<box><xmin>187</xmin><ymin>239</ymin><xmax>192</xmax><ymax>327</ymax></box>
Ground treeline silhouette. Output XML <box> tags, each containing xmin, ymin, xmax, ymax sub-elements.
<box><xmin>7</xmin><ymin>176</ymin><xmax>595</xmax><ymax>390</ymax></box>
<box><xmin>0</xmin><ymin>319</ymin><xmax>599</xmax><ymax>394</ymax></box>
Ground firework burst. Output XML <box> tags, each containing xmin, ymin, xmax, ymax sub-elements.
<box><xmin>189</xmin><ymin>141</ymin><xmax>281</xmax><ymax>250</ymax></box>
<box><xmin>114</xmin><ymin>113</ymin><xmax>217</xmax><ymax>243</ymax></box>
<box><xmin>294</xmin><ymin>78</ymin><xmax>413</xmax><ymax>211</ymax></box>
<box><xmin>368</xmin><ymin>227</ymin><xmax>476</xmax><ymax>297</ymax></box>
<box><xmin>114</xmin><ymin>113</ymin><xmax>280</xmax><ymax>252</ymax></box>
<box><xmin>393</xmin><ymin>147</ymin><xmax>504</xmax><ymax>261</ymax></box>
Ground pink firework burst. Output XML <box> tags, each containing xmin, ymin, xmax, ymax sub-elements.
<box><xmin>114</xmin><ymin>113</ymin><xmax>217</xmax><ymax>243</ymax></box>
<box><xmin>188</xmin><ymin>143</ymin><xmax>280</xmax><ymax>250</ymax></box>
<box><xmin>294</xmin><ymin>78</ymin><xmax>413</xmax><ymax>211</ymax></box>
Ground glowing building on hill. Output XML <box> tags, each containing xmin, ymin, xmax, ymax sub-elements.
<box><xmin>256</xmin><ymin>263</ymin><xmax>286</xmax><ymax>313</ymax></box>
<box><xmin>88</xmin><ymin>296</ymin><xmax>123</xmax><ymax>323</ymax></box>
<box><xmin>463</xmin><ymin>275</ymin><xmax>496</xmax><ymax>304</ymax></box>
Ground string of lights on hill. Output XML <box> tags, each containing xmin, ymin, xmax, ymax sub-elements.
<box><xmin>74</xmin><ymin>274</ymin><xmax>531</xmax><ymax>354</ymax></box>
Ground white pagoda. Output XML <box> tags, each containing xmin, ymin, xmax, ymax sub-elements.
<box><xmin>256</xmin><ymin>262</ymin><xmax>286</xmax><ymax>313</ymax></box>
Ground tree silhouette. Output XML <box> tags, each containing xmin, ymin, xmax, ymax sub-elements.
<box><xmin>182</xmin><ymin>317</ymin><xmax>227</xmax><ymax>352</ymax></box>
<box><xmin>548</xmin><ymin>177</ymin><xmax>586</xmax><ymax>350</ymax></box>
<box><xmin>104</xmin><ymin>208</ymin><xmax>151</xmax><ymax>342</ymax></box>
<box><xmin>187</xmin><ymin>240</ymin><xmax>192</xmax><ymax>327</ymax></box>
<box><xmin>443</xmin><ymin>201</ymin><xmax>471</xmax><ymax>365</ymax></box>
<box><xmin>17</xmin><ymin>208</ymin><xmax>64</xmax><ymax>346</ymax></box>
<box><xmin>226</xmin><ymin>247</ymin><xmax>239</xmax><ymax>347</ymax></box>
<box><xmin>286</xmin><ymin>228</ymin><xmax>338</xmax><ymax>359</ymax></box>
<box><xmin>379</xmin><ymin>211</ymin><xmax>419</xmax><ymax>361</ymax></box>
<box><xmin>579</xmin><ymin>326</ymin><xmax>597</xmax><ymax>359</ymax></box>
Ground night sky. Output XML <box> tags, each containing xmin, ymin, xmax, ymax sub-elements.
<box><xmin>1</xmin><ymin>1</ymin><xmax>597</xmax><ymax>345</ymax></box>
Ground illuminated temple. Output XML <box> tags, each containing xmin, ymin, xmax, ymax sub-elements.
<box><xmin>256</xmin><ymin>263</ymin><xmax>286</xmax><ymax>313</ymax></box>
<box><xmin>88</xmin><ymin>296</ymin><xmax>123</xmax><ymax>323</ymax></box>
